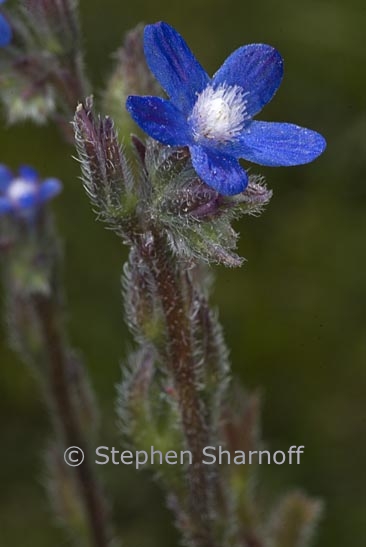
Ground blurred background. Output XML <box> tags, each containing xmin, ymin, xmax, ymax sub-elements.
<box><xmin>0</xmin><ymin>0</ymin><xmax>365</xmax><ymax>545</ymax></box>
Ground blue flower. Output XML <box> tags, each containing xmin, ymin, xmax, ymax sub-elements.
<box><xmin>0</xmin><ymin>0</ymin><xmax>12</xmax><ymax>47</ymax></box>
<box><xmin>126</xmin><ymin>22</ymin><xmax>326</xmax><ymax>196</ymax></box>
<box><xmin>0</xmin><ymin>164</ymin><xmax>62</xmax><ymax>218</ymax></box>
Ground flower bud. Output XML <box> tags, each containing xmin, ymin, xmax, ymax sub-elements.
<box><xmin>143</xmin><ymin>141</ymin><xmax>272</xmax><ymax>267</ymax></box>
<box><xmin>73</xmin><ymin>97</ymin><xmax>137</xmax><ymax>239</ymax></box>
<box><xmin>0</xmin><ymin>0</ymin><xmax>88</xmax><ymax>128</ymax></box>
<box><xmin>267</xmin><ymin>492</ymin><xmax>323</xmax><ymax>547</ymax></box>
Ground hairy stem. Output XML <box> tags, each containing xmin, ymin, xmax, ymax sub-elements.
<box><xmin>137</xmin><ymin>230</ymin><xmax>217</xmax><ymax>547</ymax></box>
<box><xmin>32</xmin><ymin>292</ymin><xmax>110</xmax><ymax>547</ymax></box>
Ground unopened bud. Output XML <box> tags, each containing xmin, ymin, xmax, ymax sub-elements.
<box><xmin>73</xmin><ymin>97</ymin><xmax>137</xmax><ymax>237</ymax></box>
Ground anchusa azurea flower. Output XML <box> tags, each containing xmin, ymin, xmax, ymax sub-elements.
<box><xmin>126</xmin><ymin>22</ymin><xmax>326</xmax><ymax>195</ymax></box>
<box><xmin>0</xmin><ymin>0</ymin><xmax>11</xmax><ymax>47</ymax></box>
<box><xmin>0</xmin><ymin>164</ymin><xmax>61</xmax><ymax>219</ymax></box>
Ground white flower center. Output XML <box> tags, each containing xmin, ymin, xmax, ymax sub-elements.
<box><xmin>189</xmin><ymin>84</ymin><xmax>249</xmax><ymax>143</ymax></box>
<box><xmin>7</xmin><ymin>178</ymin><xmax>37</xmax><ymax>203</ymax></box>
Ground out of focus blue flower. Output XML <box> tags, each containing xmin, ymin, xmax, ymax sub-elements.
<box><xmin>0</xmin><ymin>164</ymin><xmax>62</xmax><ymax>218</ymax></box>
<box><xmin>126</xmin><ymin>22</ymin><xmax>326</xmax><ymax>196</ymax></box>
<box><xmin>0</xmin><ymin>0</ymin><xmax>12</xmax><ymax>47</ymax></box>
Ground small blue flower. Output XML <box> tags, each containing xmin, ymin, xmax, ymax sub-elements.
<box><xmin>0</xmin><ymin>164</ymin><xmax>62</xmax><ymax>218</ymax></box>
<box><xmin>126</xmin><ymin>22</ymin><xmax>326</xmax><ymax>196</ymax></box>
<box><xmin>0</xmin><ymin>0</ymin><xmax>12</xmax><ymax>48</ymax></box>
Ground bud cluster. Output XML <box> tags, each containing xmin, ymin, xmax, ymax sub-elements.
<box><xmin>0</xmin><ymin>0</ymin><xmax>88</xmax><ymax>133</ymax></box>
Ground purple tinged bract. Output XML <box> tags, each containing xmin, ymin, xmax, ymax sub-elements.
<box><xmin>126</xmin><ymin>22</ymin><xmax>326</xmax><ymax>196</ymax></box>
<box><xmin>0</xmin><ymin>164</ymin><xmax>62</xmax><ymax>219</ymax></box>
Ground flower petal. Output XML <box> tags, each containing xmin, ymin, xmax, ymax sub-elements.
<box><xmin>233</xmin><ymin>121</ymin><xmax>326</xmax><ymax>166</ymax></box>
<box><xmin>18</xmin><ymin>165</ymin><xmax>39</xmax><ymax>181</ymax></box>
<box><xmin>126</xmin><ymin>95</ymin><xmax>191</xmax><ymax>146</ymax></box>
<box><xmin>0</xmin><ymin>164</ymin><xmax>13</xmax><ymax>192</ymax></box>
<box><xmin>39</xmin><ymin>178</ymin><xmax>62</xmax><ymax>203</ymax></box>
<box><xmin>212</xmin><ymin>44</ymin><xmax>284</xmax><ymax>118</ymax></box>
<box><xmin>144</xmin><ymin>22</ymin><xmax>209</xmax><ymax>113</ymax></box>
<box><xmin>16</xmin><ymin>191</ymin><xmax>39</xmax><ymax>210</ymax></box>
<box><xmin>0</xmin><ymin>13</ymin><xmax>11</xmax><ymax>48</ymax></box>
<box><xmin>190</xmin><ymin>145</ymin><xmax>248</xmax><ymax>196</ymax></box>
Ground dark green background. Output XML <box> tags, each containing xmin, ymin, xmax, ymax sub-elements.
<box><xmin>0</xmin><ymin>0</ymin><xmax>365</xmax><ymax>545</ymax></box>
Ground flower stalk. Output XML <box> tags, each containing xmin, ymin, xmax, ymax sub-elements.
<box><xmin>31</xmin><ymin>292</ymin><xmax>111</xmax><ymax>547</ymax></box>
<box><xmin>135</xmin><ymin>229</ymin><xmax>215</xmax><ymax>545</ymax></box>
<box><xmin>0</xmin><ymin>205</ymin><xmax>114</xmax><ymax>547</ymax></box>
